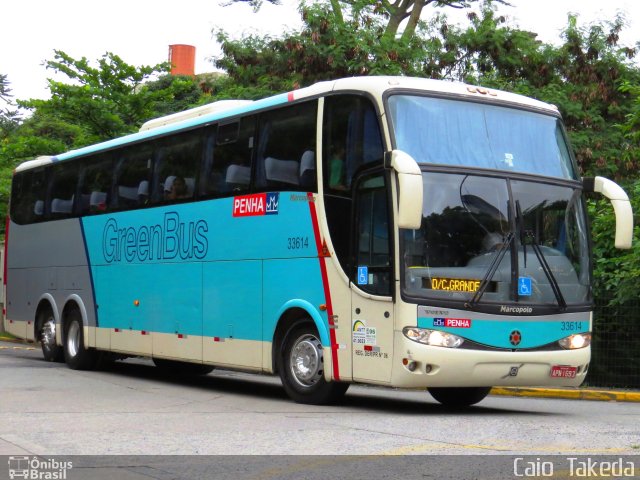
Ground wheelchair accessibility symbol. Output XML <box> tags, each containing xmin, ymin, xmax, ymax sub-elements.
<box><xmin>357</xmin><ymin>266</ymin><xmax>369</xmax><ymax>285</ymax></box>
<box><xmin>518</xmin><ymin>277</ymin><xmax>532</xmax><ymax>296</ymax></box>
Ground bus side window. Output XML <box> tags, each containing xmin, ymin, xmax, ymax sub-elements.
<box><xmin>205</xmin><ymin>117</ymin><xmax>255</xmax><ymax>197</ymax></box>
<box><xmin>48</xmin><ymin>162</ymin><xmax>79</xmax><ymax>219</ymax></box>
<box><xmin>323</xmin><ymin>95</ymin><xmax>384</xmax><ymax>195</ymax></box>
<box><xmin>354</xmin><ymin>174</ymin><xmax>392</xmax><ymax>296</ymax></box>
<box><xmin>255</xmin><ymin>101</ymin><xmax>317</xmax><ymax>192</ymax></box>
<box><xmin>10</xmin><ymin>169</ymin><xmax>47</xmax><ymax>224</ymax></box>
<box><xmin>113</xmin><ymin>144</ymin><xmax>153</xmax><ymax>210</ymax></box>
<box><xmin>153</xmin><ymin>130</ymin><xmax>203</xmax><ymax>204</ymax></box>
<box><xmin>78</xmin><ymin>155</ymin><xmax>113</xmax><ymax>215</ymax></box>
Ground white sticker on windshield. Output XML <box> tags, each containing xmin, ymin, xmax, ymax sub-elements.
<box><xmin>504</xmin><ymin>153</ymin><xmax>514</xmax><ymax>167</ymax></box>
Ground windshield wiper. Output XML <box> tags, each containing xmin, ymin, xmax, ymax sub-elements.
<box><xmin>466</xmin><ymin>232</ymin><xmax>514</xmax><ymax>309</ymax></box>
<box><xmin>523</xmin><ymin>230</ymin><xmax>567</xmax><ymax>311</ymax></box>
<box><xmin>517</xmin><ymin>200</ymin><xmax>566</xmax><ymax>310</ymax></box>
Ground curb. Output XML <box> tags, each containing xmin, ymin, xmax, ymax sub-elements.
<box><xmin>491</xmin><ymin>386</ymin><xmax>640</xmax><ymax>403</ymax></box>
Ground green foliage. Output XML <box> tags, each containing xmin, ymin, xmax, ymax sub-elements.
<box><xmin>589</xmin><ymin>179</ymin><xmax>640</xmax><ymax>305</ymax></box>
<box><xmin>0</xmin><ymin>52</ymin><xmax>206</xmax><ymax>234</ymax></box>
<box><xmin>18</xmin><ymin>51</ymin><xmax>172</xmax><ymax>143</ymax></box>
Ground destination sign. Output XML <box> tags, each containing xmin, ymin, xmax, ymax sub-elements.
<box><xmin>426</xmin><ymin>277</ymin><xmax>482</xmax><ymax>292</ymax></box>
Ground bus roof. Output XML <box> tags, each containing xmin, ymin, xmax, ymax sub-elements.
<box><xmin>15</xmin><ymin>76</ymin><xmax>558</xmax><ymax>172</ymax></box>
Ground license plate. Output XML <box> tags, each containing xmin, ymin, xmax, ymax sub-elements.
<box><xmin>550</xmin><ymin>365</ymin><xmax>577</xmax><ymax>378</ymax></box>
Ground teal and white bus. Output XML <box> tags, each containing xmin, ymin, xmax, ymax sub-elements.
<box><xmin>4</xmin><ymin>77</ymin><xmax>633</xmax><ymax>406</ymax></box>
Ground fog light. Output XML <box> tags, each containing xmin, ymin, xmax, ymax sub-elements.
<box><xmin>558</xmin><ymin>333</ymin><xmax>591</xmax><ymax>350</ymax></box>
<box><xmin>402</xmin><ymin>358</ymin><xmax>417</xmax><ymax>371</ymax></box>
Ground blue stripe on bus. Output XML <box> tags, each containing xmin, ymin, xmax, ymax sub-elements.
<box><xmin>417</xmin><ymin>317</ymin><xmax>589</xmax><ymax>349</ymax></box>
<box><xmin>54</xmin><ymin>93</ymin><xmax>290</xmax><ymax>162</ymax></box>
<box><xmin>80</xmin><ymin>194</ymin><xmax>329</xmax><ymax>342</ymax></box>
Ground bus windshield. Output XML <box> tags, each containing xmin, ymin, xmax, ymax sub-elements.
<box><xmin>402</xmin><ymin>172</ymin><xmax>591</xmax><ymax>308</ymax></box>
<box><xmin>387</xmin><ymin>94</ymin><xmax>578</xmax><ymax>180</ymax></box>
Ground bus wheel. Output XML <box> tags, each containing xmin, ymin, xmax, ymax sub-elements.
<box><xmin>37</xmin><ymin>308</ymin><xmax>63</xmax><ymax>362</ymax></box>
<box><xmin>152</xmin><ymin>358</ymin><xmax>214</xmax><ymax>375</ymax></box>
<box><xmin>427</xmin><ymin>386</ymin><xmax>492</xmax><ymax>407</ymax></box>
<box><xmin>279</xmin><ymin>322</ymin><xmax>348</xmax><ymax>405</ymax></box>
<box><xmin>63</xmin><ymin>309</ymin><xmax>97</xmax><ymax>370</ymax></box>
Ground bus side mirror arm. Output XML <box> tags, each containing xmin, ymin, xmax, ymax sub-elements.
<box><xmin>386</xmin><ymin>150</ymin><xmax>423</xmax><ymax>230</ymax></box>
<box><xmin>583</xmin><ymin>176</ymin><xmax>634</xmax><ymax>249</ymax></box>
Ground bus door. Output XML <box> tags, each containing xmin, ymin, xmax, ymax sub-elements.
<box><xmin>350</xmin><ymin>171</ymin><xmax>394</xmax><ymax>384</ymax></box>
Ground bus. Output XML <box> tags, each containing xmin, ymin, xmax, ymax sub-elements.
<box><xmin>3</xmin><ymin>77</ymin><xmax>633</xmax><ymax>407</ymax></box>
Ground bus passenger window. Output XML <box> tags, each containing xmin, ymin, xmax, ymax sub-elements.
<box><xmin>153</xmin><ymin>131</ymin><xmax>203</xmax><ymax>204</ymax></box>
<box><xmin>323</xmin><ymin>95</ymin><xmax>384</xmax><ymax>195</ymax></box>
<box><xmin>113</xmin><ymin>144</ymin><xmax>153</xmax><ymax>210</ymax></box>
<box><xmin>256</xmin><ymin>101</ymin><xmax>317</xmax><ymax>192</ymax></box>
<box><xmin>49</xmin><ymin>163</ymin><xmax>79</xmax><ymax>218</ymax></box>
<box><xmin>10</xmin><ymin>169</ymin><xmax>47</xmax><ymax>224</ymax></box>
<box><xmin>205</xmin><ymin>117</ymin><xmax>255</xmax><ymax>197</ymax></box>
<box><xmin>78</xmin><ymin>155</ymin><xmax>113</xmax><ymax>214</ymax></box>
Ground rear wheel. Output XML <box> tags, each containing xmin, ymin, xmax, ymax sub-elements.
<box><xmin>63</xmin><ymin>309</ymin><xmax>97</xmax><ymax>370</ymax></box>
<box><xmin>152</xmin><ymin>358</ymin><xmax>214</xmax><ymax>375</ymax></box>
<box><xmin>279</xmin><ymin>322</ymin><xmax>348</xmax><ymax>405</ymax></box>
<box><xmin>427</xmin><ymin>386</ymin><xmax>492</xmax><ymax>407</ymax></box>
<box><xmin>37</xmin><ymin>308</ymin><xmax>63</xmax><ymax>362</ymax></box>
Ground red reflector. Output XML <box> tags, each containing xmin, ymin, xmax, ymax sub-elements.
<box><xmin>551</xmin><ymin>365</ymin><xmax>577</xmax><ymax>378</ymax></box>
<box><xmin>364</xmin><ymin>345</ymin><xmax>373</xmax><ymax>351</ymax></box>
<box><xmin>114</xmin><ymin>328</ymin><xmax>120</xmax><ymax>333</ymax></box>
<box><xmin>178</xmin><ymin>334</ymin><xmax>184</xmax><ymax>339</ymax></box>
<box><xmin>141</xmin><ymin>331</ymin><xmax>148</xmax><ymax>335</ymax></box>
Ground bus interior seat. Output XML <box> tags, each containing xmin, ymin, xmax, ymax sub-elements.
<box><xmin>225</xmin><ymin>165</ymin><xmax>251</xmax><ymax>188</ymax></box>
<box><xmin>163</xmin><ymin>176</ymin><xmax>176</xmax><ymax>194</ymax></box>
<box><xmin>90</xmin><ymin>191</ymin><xmax>108</xmax><ymax>211</ymax></box>
<box><xmin>265</xmin><ymin>157</ymin><xmax>299</xmax><ymax>185</ymax></box>
<box><xmin>299</xmin><ymin>150</ymin><xmax>316</xmax><ymax>188</ymax></box>
<box><xmin>51</xmin><ymin>197</ymin><xmax>73</xmax><ymax>214</ymax></box>
<box><xmin>33</xmin><ymin>200</ymin><xmax>44</xmax><ymax>216</ymax></box>
<box><xmin>138</xmin><ymin>180</ymin><xmax>149</xmax><ymax>202</ymax></box>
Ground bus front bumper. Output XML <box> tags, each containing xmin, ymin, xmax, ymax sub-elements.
<box><xmin>390</xmin><ymin>333</ymin><xmax>590</xmax><ymax>389</ymax></box>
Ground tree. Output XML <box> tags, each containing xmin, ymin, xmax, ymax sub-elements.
<box><xmin>0</xmin><ymin>73</ymin><xmax>19</xmax><ymax>139</ymax></box>
<box><xmin>213</xmin><ymin>0</ymin><xmax>510</xmax><ymax>97</ymax></box>
<box><xmin>18</xmin><ymin>51</ymin><xmax>173</xmax><ymax>143</ymax></box>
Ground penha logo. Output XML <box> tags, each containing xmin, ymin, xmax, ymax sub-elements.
<box><xmin>233</xmin><ymin>193</ymin><xmax>279</xmax><ymax>217</ymax></box>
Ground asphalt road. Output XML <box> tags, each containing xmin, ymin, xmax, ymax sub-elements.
<box><xmin>0</xmin><ymin>340</ymin><xmax>639</xmax><ymax>479</ymax></box>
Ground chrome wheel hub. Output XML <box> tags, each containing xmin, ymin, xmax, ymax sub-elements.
<box><xmin>41</xmin><ymin>317</ymin><xmax>56</xmax><ymax>350</ymax></box>
<box><xmin>289</xmin><ymin>334</ymin><xmax>323</xmax><ymax>388</ymax></box>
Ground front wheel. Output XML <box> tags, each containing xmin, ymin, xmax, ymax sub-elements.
<box><xmin>64</xmin><ymin>309</ymin><xmax>97</xmax><ymax>370</ymax></box>
<box><xmin>428</xmin><ymin>386</ymin><xmax>492</xmax><ymax>407</ymax></box>
<box><xmin>279</xmin><ymin>322</ymin><xmax>348</xmax><ymax>405</ymax></box>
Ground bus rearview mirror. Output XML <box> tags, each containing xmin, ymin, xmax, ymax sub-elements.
<box><xmin>389</xmin><ymin>150</ymin><xmax>423</xmax><ymax>230</ymax></box>
<box><xmin>583</xmin><ymin>176</ymin><xmax>634</xmax><ymax>249</ymax></box>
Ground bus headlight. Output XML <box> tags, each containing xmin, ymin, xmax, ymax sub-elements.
<box><xmin>558</xmin><ymin>333</ymin><xmax>591</xmax><ymax>350</ymax></box>
<box><xmin>403</xmin><ymin>327</ymin><xmax>464</xmax><ymax>348</ymax></box>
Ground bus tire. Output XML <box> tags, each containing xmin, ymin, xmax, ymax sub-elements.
<box><xmin>152</xmin><ymin>358</ymin><xmax>214</xmax><ymax>375</ymax></box>
<box><xmin>63</xmin><ymin>309</ymin><xmax>97</xmax><ymax>370</ymax></box>
<box><xmin>279</xmin><ymin>322</ymin><xmax>348</xmax><ymax>405</ymax></box>
<box><xmin>37</xmin><ymin>307</ymin><xmax>63</xmax><ymax>362</ymax></box>
<box><xmin>427</xmin><ymin>386</ymin><xmax>492</xmax><ymax>407</ymax></box>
